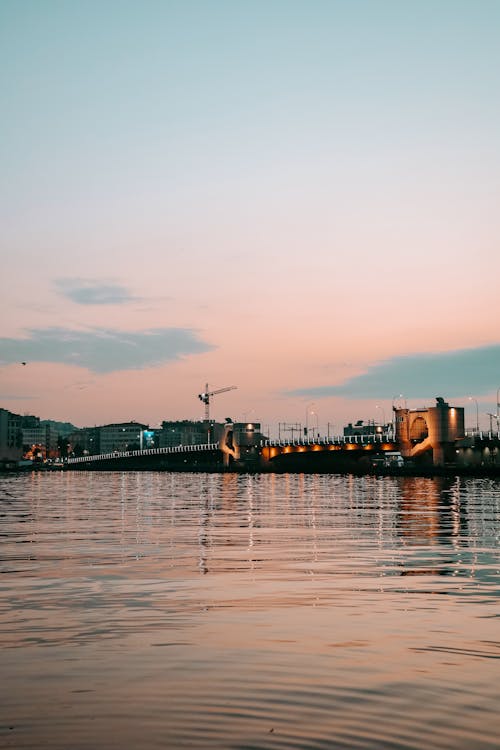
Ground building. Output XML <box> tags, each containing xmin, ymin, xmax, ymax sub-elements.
<box><xmin>98</xmin><ymin>422</ymin><xmax>149</xmax><ymax>453</ymax></box>
<box><xmin>344</xmin><ymin>420</ymin><xmax>385</xmax><ymax>436</ymax></box>
<box><xmin>159</xmin><ymin>420</ymin><xmax>222</xmax><ymax>447</ymax></box>
<box><xmin>0</xmin><ymin>408</ymin><xmax>23</xmax><ymax>464</ymax></box>
<box><xmin>21</xmin><ymin>416</ymin><xmax>58</xmax><ymax>459</ymax></box>
<box><xmin>67</xmin><ymin>427</ymin><xmax>101</xmax><ymax>456</ymax></box>
<box><xmin>67</xmin><ymin>422</ymin><xmax>154</xmax><ymax>456</ymax></box>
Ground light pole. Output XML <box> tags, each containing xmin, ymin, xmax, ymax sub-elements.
<box><xmin>391</xmin><ymin>394</ymin><xmax>405</xmax><ymax>438</ymax></box>
<box><xmin>305</xmin><ymin>402</ymin><xmax>315</xmax><ymax>438</ymax></box>
<box><xmin>311</xmin><ymin>410</ymin><xmax>319</xmax><ymax>440</ymax></box>
<box><xmin>469</xmin><ymin>397</ymin><xmax>479</xmax><ymax>432</ymax></box>
<box><xmin>497</xmin><ymin>387</ymin><xmax>500</xmax><ymax>432</ymax></box>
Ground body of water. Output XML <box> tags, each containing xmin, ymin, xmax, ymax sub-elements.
<box><xmin>1</xmin><ymin>471</ymin><xmax>499</xmax><ymax>749</ymax></box>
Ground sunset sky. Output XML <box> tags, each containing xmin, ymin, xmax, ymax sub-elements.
<box><xmin>1</xmin><ymin>0</ymin><xmax>499</xmax><ymax>435</ymax></box>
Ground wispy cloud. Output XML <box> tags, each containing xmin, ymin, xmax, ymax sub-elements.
<box><xmin>0</xmin><ymin>327</ymin><xmax>214</xmax><ymax>373</ymax></box>
<box><xmin>0</xmin><ymin>394</ymin><xmax>37</xmax><ymax>400</ymax></box>
<box><xmin>288</xmin><ymin>345</ymin><xmax>500</xmax><ymax>400</ymax></box>
<box><xmin>55</xmin><ymin>278</ymin><xmax>139</xmax><ymax>305</ymax></box>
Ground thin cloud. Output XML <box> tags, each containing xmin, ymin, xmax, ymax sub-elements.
<box><xmin>55</xmin><ymin>278</ymin><xmax>139</xmax><ymax>305</ymax></box>
<box><xmin>0</xmin><ymin>394</ymin><xmax>37</xmax><ymax>400</ymax></box>
<box><xmin>0</xmin><ymin>327</ymin><xmax>214</xmax><ymax>374</ymax></box>
<box><xmin>288</xmin><ymin>345</ymin><xmax>500</xmax><ymax>400</ymax></box>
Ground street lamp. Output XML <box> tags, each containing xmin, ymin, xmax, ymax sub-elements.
<box><xmin>497</xmin><ymin>387</ymin><xmax>500</xmax><ymax>432</ymax></box>
<box><xmin>469</xmin><ymin>397</ymin><xmax>479</xmax><ymax>432</ymax></box>
<box><xmin>311</xmin><ymin>410</ymin><xmax>319</xmax><ymax>440</ymax></box>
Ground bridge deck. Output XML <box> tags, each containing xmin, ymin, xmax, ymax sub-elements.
<box><xmin>66</xmin><ymin>442</ymin><xmax>220</xmax><ymax>465</ymax></box>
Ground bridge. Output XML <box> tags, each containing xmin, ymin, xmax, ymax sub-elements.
<box><xmin>260</xmin><ymin>433</ymin><xmax>398</xmax><ymax>471</ymax></box>
<box><xmin>65</xmin><ymin>431</ymin><xmax>398</xmax><ymax>472</ymax></box>
<box><xmin>63</xmin><ymin>406</ymin><xmax>500</xmax><ymax>473</ymax></box>
<box><xmin>262</xmin><ymin>432</ymin><xmax>394</xmax><ymax>449</ymax></box>
<box><xmin>66</xmin><ymin>442</ymin><xmax>223</xmax><ymax>471</ymax></box>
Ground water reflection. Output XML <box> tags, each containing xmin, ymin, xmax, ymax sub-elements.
<box><xmin>0</xmin><ymin>472</ymin><xmax>499</xmax><ymax>749</ymax></box>
<box><xmin>396</xmin><ymin>476</ymin><xmax>465</xmax><ymax>544</ymax></box>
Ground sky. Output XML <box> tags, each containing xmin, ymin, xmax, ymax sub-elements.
<box><xmin>1</xmin><ymin>0</ymin><xmax>499</xmax><ymax>435</ymax></box>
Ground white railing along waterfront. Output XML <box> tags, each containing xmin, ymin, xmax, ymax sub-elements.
<box><xmin>66</xmin><ymin>442</ymin><xmax>220</xmax><ymax>464</ymax></box>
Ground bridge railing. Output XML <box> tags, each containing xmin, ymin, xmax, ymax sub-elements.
<box><xmin>464</xmin><ymin>430</ymin><xmax>500</xmax><ymax>440</ymax></box>
<box><xmin>66</xmin><ymin>442</ymin><xmax>220</xmax><ymax>465</ymax></box>
<box><xmin>261</xmin><ymin>433</ymin><xmax>394</xmax><ymax>448</ymax></box>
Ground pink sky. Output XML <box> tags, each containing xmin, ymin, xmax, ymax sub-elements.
<box><xmin>1</xmin><ymin>2</ymin><xmax>499</xmax><ymax>435</ymax></box>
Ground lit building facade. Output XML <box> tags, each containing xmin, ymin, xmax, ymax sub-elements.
<box><xmin>22</xmin><ymin>422</ymin><xmax>58</xmax><ymax>458</ymax></box>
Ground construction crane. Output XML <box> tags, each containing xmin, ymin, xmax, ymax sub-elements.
<box><xmin>198</xmin><ymin>384</ymin><xmax>237</xmax><ymax>421</ymax></box>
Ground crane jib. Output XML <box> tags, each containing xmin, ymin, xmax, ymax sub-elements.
<box><xmin>197</xmin><ymin>385</ymin><xmax>238</xmax><ymax>421</ymax></box>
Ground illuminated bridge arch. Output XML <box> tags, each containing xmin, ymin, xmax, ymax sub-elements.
<box><xmin>410</xmin><ymin>416</ymin><xmax>429</xmax><ymax>443</ymax></box>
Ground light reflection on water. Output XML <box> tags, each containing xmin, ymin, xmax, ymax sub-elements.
<box><xmin>1</xmin><ymin>472</ymin><xmax>499</xmax><ymax>749</ymax></box>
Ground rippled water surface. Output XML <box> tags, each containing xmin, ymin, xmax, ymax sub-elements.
<box><xmin>1</xmin><ymin>471</ymin><xmax>499</xmax><ymax>749</ymax></box>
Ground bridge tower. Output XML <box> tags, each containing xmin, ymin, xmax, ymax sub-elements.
<box><xmin>395</xmin><ymin>397</ymin><xmax>464</xmax><ymax>465</ymax></box>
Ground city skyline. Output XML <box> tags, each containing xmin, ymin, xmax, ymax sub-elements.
<box><xmin>1</xmin><ymin>1</ymin><xmax>499</xmax><ymax>433</ymax></box>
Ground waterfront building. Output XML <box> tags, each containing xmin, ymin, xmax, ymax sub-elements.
<box><xmin>0</xmin><ymin>408</ymin><xmax>23</xmax><ymax>463</ymax></box>
<box><xmin>98</xmin><ymin>421</ymin><xmax>149</xmax><ymax>453</ymax></box>
<box><xmin>160</xmin><ymin>420</ymin><xmax>217</xmax><ymax>447</ymax></box>
<box><xmin>22</xmin><ymin>420</ymin><xmax>58</xmax><ymax>459</ymax></box>
<box><xmin>67</xmin><ymin>427</ymin><xmax>100</xmax><ymax>456</ymax></box>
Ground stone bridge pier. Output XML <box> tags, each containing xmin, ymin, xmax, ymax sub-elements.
<box><xmin>218</xmin><ymin>421</ymin><xmax>264</xmax><ymax>469</ymax></box>
<box><xmin>395</xmin><ymin>397</ymin><xmax>465</xmax><ymax>466</ymax></box>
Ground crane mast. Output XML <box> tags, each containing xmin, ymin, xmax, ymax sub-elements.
<box><xmin>198</xmin><ymin>383</ymin><xmax>237</xmax><ymax>421</ymax></box>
